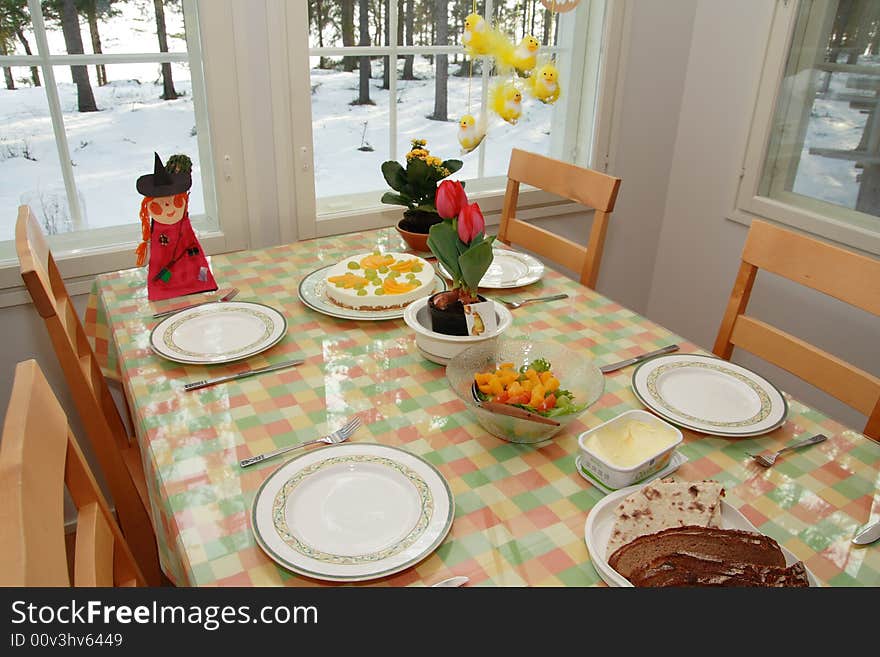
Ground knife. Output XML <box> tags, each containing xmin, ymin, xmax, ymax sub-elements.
<box><xmin>599</xmin><ymin>344</ymin><xmax>680</xmax><ymax>373</ymax></box>
<box><xmin>184</xmin><ymin>359</ymin><xmax>305</xmax><ymax>391</ymax></box>
<box><xmin>153</xmin><ymin>287</ymin><xmax>239</xmax><ymax>319</ymax></box>
<box><xmin>852</xmin><ymin>519</ymin><xmax>880</xmax><ymax>546</ymax></box>
<box><xmin>431</xmin><ymin>576</ymin><xmax>469</xmax><ymax>587</ymax></box>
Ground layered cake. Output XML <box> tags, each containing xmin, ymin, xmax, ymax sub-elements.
<box><xmin>325</xmin><ymin>252</ymin><xmax>435</xmax><ymax>310</ymax></box>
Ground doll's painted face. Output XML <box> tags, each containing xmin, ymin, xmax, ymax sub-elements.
<box><xmin>149</xmin><ymin>193</ymin><xmax>187</xmax><ymax>225</ymax></box>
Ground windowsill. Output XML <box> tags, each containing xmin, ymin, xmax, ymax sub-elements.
<box><xmin>727</xmin><ymin>199</ymin><xmax>880</xmax><ymax>257</ymax></box>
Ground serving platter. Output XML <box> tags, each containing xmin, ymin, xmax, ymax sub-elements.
<box><xmin>251</xmin><ymin>442</ymin><xmax>454</xmax><ymax>582</ymax></box>
<box><xmin>149</xmin><ymin>301</ymin><xmax>287</xmax><ymax>365</ymax></box>
<box><xmin>584</xmin><ymin>482</ymin><xmax>819</xmax><ymax>587</ymax></box>
<box><xmin>437</xmin><ymin>248</ymin><xmax>544</xmax><ymax>289</ymax></box>
<box><xmin>298</xmin><ymin>264</ymin><xmax>446</xmax><ymax>321</ymax></box>
<box><xmin>631</xmin><ymin>354</ymin><xmax>787</xmax><ymax>437</ymax></box>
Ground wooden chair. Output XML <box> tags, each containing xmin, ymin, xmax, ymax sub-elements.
<box><xmin>497</xmin><ymin>148</ymin><xmax>622</xmax><ymax>288</ymax></box>
<box><xmin>713</xmin><ymin>219</ymin><xmax>880</xmax><ymax>440</ymax></box>
<box><xmin>15</xmin><ymin>205</ymin><xmax>161</xmax><ymax>584</ymax></box>
<box><xmin>0</xmin><ymin>360</ymin><xmax>146</xmax><ymax>586</ymax></box>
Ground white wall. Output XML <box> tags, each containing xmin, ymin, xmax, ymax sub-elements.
<box><xmin>646</xmin><ymin>0</ymin><xmax>880</xmax><ymax>432</ymax></box>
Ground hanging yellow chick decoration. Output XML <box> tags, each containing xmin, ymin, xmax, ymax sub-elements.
<box><xmin>526</xmin><ymin>61</ymin><xmax>561</xmax><ymax>104</ymax></box>
<box><xmin>462</xmin><ymin>13</ymin><xmax>493</xmax><ymax>57</ymax></box>
<box><xmin>508</xmin><ymin>35</ymin><xmax>541</xmax><ymax>75</ymax></box>
<box><xmin>489</xmin><ymin>80</ymin><xmax>523</xmax><ymax>125</ymax></box>
<box><xmin>457</xmin><ymin>114</ymin><xmax>487</xmax><ymax>154</ymax></box>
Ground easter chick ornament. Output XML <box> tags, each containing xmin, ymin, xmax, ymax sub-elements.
<box><xmin>135</xmin><ymin>152</ymin><xmax>217</xmax><ymax>301</ymax></box>
<box><xmin>526</xmin><ymin>58</ymin><xmax>561</xmax><ymax>104</ymax></box>
<box><xmin>458</xmin><ymin>113</ymin><xmax>487</xmax><ymax>154</ymax></box>
<box><xmin>496</xmin><ymin>34</ymin><xmax>541</xmax><ymax>76</ymax></box>
<box><xmin>462</xmin><ymin>13</ymin><xmax>493</xmax><ymax>57</ymax></box>
<box><xmin>489</xmin><ymin>79</ymin><xmax>523</xmax><ymax>125</ymax></box>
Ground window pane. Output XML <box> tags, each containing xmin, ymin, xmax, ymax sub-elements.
<box><xmin>54</xmin><ymin>61</ymin><xmax>206</xmax><ymax>231</ymax></box>
<box><xmin>43</xmin><ymin>0</ymin><xmax>187</xmax><ymax>56</ymax></box>
<box><xmin>312</xmin><ymin>57</ymin><xmax>391</xmax><ymax>206</ymax></box>
<box><xmin>759</xmin><ymin>0</ymin><xmax>880</xmax><ymax>223</ymax></box>
<box><xmin>0</xmin><ymin>66</ymin><xmax>70</xmax><ymax>240</ymax></box>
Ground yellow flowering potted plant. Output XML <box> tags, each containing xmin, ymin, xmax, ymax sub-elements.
<box><xmin>381</xmin><ymin>139</ymin><xmax>463</xmax><ymax>251</ymax></box>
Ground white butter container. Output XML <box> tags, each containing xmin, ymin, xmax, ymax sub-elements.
<box><xmin>577</xmin><ymin>409</ymin><xmax>683</xmax><ymax>490</ymax></box>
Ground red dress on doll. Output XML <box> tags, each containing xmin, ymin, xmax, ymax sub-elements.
<box><xmin>146</xmin><ymin>210</ymin><xmax>217</xmax><ymax>302</ymax></box>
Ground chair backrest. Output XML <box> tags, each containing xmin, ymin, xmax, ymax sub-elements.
<box><xmin>713</xmin><ymin>219</ymin><xmax>880</xmax><ymax>439</ymax></box>
<box><xmin>0</xmin><ymin>360</ymin><xmax>145</xmax><ymax>586</ymax></box>
<box><xmin>497</xmin><ymin>148</ymin><xmax>622</xmax><ymax>288</ymax></box>
<box><xmin>15</xmin><ymin>205</ymin><xmax>160</xmax><ymax>582</ymax></box>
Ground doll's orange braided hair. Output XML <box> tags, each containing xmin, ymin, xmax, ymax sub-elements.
<box><xmin>136</xmin><ymin>196</ymin><xmax>153</xmax><ymax>267</ymax></box>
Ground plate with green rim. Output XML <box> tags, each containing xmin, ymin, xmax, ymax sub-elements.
<box><xmin>631</xmin><ymin>354</ymin><xmax>787</xmax><ymax>437</ymax></box>
<box><xmin>251</xmin><ymin>442</ymin><xmax>454</xmax><ymax>582</ymax></box>
<box><xmin>298</xmin><ymin>264</ymin><xmax>446</xmax><ymax>321</ymax></box>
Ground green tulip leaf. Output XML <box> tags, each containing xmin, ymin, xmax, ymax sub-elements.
<box><xmin>427</xmin><ymin>221</ymin><xmax>462</xmax><ymax>282</ymax></box>
<box><xmin>458</xmin><ymin>239</ymin><xmax>494</xmax><ymax>294</ymax></box>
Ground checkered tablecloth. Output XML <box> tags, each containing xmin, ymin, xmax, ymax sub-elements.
<box><xmin>84</xmin><ymin>227</ymin><xmax>880</xmax><ymax>586</ymax></box>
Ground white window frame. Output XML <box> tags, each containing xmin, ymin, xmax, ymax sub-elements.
<box><xmin>284</xmin><ymin>0</ymin><xmax>624</xmax><ymax>240</ymax></box>
<box><xmin>0</xmin><ymin>0</ymin><xmax>249</xmax><ymax>306</ymax></box>
<box><xmin>732</xmin><ymin>0</ymin><xmax>880</xmax><ymax>255</ymax></box>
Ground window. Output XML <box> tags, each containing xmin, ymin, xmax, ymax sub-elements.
<box><xmin>736</xmin><ymin>0</ymin><xmax>880</xmax><ymax>254</ymax></box>
<box><xmin>0</xmin><ymin>0</ymin><xmax>247</xmax><ymax>296</ymax></box>
<box><xmin>290</xmin><ymin>0</ymin><xmax>615</xmax><ymax>238</ymax></box>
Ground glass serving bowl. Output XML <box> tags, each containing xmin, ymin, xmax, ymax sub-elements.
<box><xmin>446</xmin><ymin>338</ymin><xmax>605</xmax><ymax>444</ymax></box>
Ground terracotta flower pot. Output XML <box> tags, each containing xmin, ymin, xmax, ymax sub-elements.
<box><xmin>396</xmin><ymin>209</ymin><xmax>442</xmax><ymax>253</ymax></box>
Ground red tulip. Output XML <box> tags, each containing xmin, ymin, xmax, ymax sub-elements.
<box><xmin>435</xmin><ymin>180</ymin><xmax>467</xmax><ymax>219</ymax></box>
<box><xmin>457</xmin><ymin>202</ymin><xmax>484</xmax><ymax>244</ymax></box>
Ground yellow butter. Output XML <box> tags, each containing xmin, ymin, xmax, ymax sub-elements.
<box><xmin>583</xmin><ymin>420</ymin><xmax>678</xmax><ymax>469</ymax></box>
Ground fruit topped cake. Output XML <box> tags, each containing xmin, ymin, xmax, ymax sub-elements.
<box><xmin>325</xmin><ymin>252</ymin><xmax>436</xmax><ymax>310</ymax></box>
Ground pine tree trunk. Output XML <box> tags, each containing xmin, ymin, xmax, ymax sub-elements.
<box><xmin>342</xmin><ymin>0</ymin><xmax>356</xmax><ymax>72</ymax></box>
<box><xmin>316</xmin><ymin>0</ymin><xmax>328</xmax><ymax>68</ymax></box>
<box><xmin>86</xmin><ymin>2</ymin><xmax>107</xmax><ymax>86</ymax></box>
<box><xmin>154</xmin><ymin>0</ymin><xmax>178</xmax><ymax>100</ymax></box>
<box><xmin>402</xmin><ymin>0</ymin><xmax>415</xmax><ymax>79</ymax></box>
<box><xmin>60</xmin><ymin>0</ymin><xmax>98</xmax><ymax>112</ymax></box>
<box><xmin>431</xmin><ymin>0</ymin><xmax>448</xmax><ymax>121</ymax></box>
<box><xmin>16</xmin><ymin>30</ymin><xmax>41</xmax><ymax>86</ymax></box>
<box><xmin>2</xmin><ymin>68</ymin><xmax>14</xmax><ymax>91</ymax></box>
<box><xmin>355</xmin><ymin>0</ymin><xmax>373</xmax><ymax>104</ymax></box>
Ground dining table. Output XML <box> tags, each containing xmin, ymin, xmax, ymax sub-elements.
<box><xmin>83</xmin><ymin>226</ymin><xmax>880</xmax><ymax>587</ymax></box>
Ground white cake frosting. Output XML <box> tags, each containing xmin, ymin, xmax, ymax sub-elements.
<box><xmin>325</xmin><ymin>252</ymin><xmax>436</xmax><ymax>310</ymax></box>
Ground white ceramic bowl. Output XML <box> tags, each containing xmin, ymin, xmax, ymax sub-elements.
<box><xmin>576</xmin><ymin>410</ymin><xmax>683</xmax><ymax>490</ymax></box>
<box><xmin>403</xmin><ymin>297</ymin><xmax>513</xmax><ymax>365</ymax></box>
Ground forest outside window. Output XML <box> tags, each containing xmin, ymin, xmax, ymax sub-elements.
<box><xmin>736</xmin><ymin>0</ymin><xmax>880</xmax><ymax>254</ymax></box>
<box><xmin>0</xmin><ymin>0</ymin><xmax>219</xmax><ymax>267</ymax></box>
<box><xmin>303</xmin><ymin>0</ymin><xmax>608</xmax><ymax>220</ymax></box>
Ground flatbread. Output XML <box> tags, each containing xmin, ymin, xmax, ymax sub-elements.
<box><xmin>605</xmin><ymin>478</ymin><xmax>725</xmax><ymax>559</ymax></box>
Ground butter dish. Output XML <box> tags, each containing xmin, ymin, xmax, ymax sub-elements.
<box><xmin>576</xmin><ymin>409</ymin><xmax>683</xmax><ymax>491</ymax></box>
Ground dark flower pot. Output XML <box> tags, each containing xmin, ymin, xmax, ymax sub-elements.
<box><xmin>396</xmin><ymin>220</ymin><xmax>431</xmax><ymax>252</ymax></box>
<box><xmin>397</xmin><ymin>209</ymin><xmax>442</xmax><ymax>251</ymax></box>
<box><xmin>427</xmin><ymin>290</ymin><xmax>486</xmax><ymax>336</ymax></box>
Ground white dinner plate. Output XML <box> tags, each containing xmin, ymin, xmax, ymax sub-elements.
<box><xmin>298</xmin><ymin>264</ymin><xmax>447</xmax><ymax>321</ymax></box>
<box><xmin>149</xmin><ymin>301</ymin><xmax>287</xmax><ymax>365</ymax></box>
<box><xmin>251</xmin><ymin>443</ymin><xmax>454</xmax><ymax>582</ymax></box>
<box><xmin>584</xmin><ymin>482</ymin><xmax>819</xmax><ymax>587</ymax></box>
<box><xmin>631</xmin><ymin>354</ymin><xmax>787</xmax><ymax>437</ymax></box>
<box><xmin>437</xmin><ymin>248</ymin><xmax>544</xmax><ymax>289</ymax></box>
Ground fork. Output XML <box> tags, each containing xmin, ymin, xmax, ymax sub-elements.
<box><xmin>239</xmin><ymin>416</ymin><xmax>362</xmax><ymax>468</ymax></box>
<box><xmin>747</xmin><ymin>433</ymin><xmax>827</xmax><ymax>467</ymax></box>
<box><xmin>496</xmin><ymin>293</ymin><xmax>568</xmax><ymax>309</ymax></box>
<box><xmin>153</xmin><ymin>287</ymin><xmax>239</xmax><ymax>318</ymax></box>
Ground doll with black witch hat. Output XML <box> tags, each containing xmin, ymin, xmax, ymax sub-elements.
<box><xmin>136</xmin><ymin>152</ymin><xmax>218</xmax><ymax>301</ymax></box>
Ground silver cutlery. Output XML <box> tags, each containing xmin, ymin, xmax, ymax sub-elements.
<box><xmin>496</xmin><ymin>294</ymin><xmax>568</xmax><ymax>310</ymax></box>
<box><xmin>431</xmin><ymin>576</ymin><xmax>469</xmax><ymax>587</ymax></box>
<box><xmin>184</xmin><ymin>358</ymin><xmax>304</xmax><ymax>392</ymax></box>
<box><xmin>852</xmin><ymin>519</ymin><xmax>880</xmax><ymax>546</ymax></box>
<box><xmin>240</xmin><ymin>415</ymin><xmax>361</xmax><ymax>468</ymax></box>
<box><xmin>599</xmin><ymin>344</ymin><xmax>680</xmax><ymax>373</ymax></box>
<box><xmin>747</xmin><ymin>433</ymin><xmax>827</xmax><ymax>468</ymax></box>
<box><xmin>153</xmin><ymin>287</ymin><xmax>239</xmax><ymax>319</ymax></box>
<box><xmin>471</xmin><ymin>382</ymin><xmax>560</xmax><ymax>426</ymax></box>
